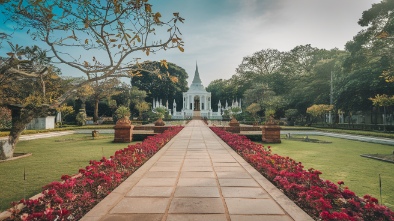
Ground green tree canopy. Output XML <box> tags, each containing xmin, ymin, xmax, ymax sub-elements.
<box><xmin>131</xmin><ymin>61</ymin><xmax>188</xmax><ymax>110</ymax></box>
<box><xmin>1</xmin><ymin>0</ymin><xmax>185</xmax><ymax>105</ymax></box>
<box><xmin>0</xmin><ymin>45</ymin><xmax>71</xmax><ymax>159</ymax></box>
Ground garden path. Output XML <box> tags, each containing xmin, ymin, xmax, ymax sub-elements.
<box><xmin>0</xmin><ymin>131</ymin><xmax>75</xmax><ymax>141</ymax></box>
<box><xmin>280</xmin><ymin>130</ymin><xmax>394</xmax><ymax>146</ymax></box>
<box><xmin>81</xmin><ymin>120</ymin><xmax>313</xmax><ymax>221</ymax></box>
<box><xmin>4</xmin><ymin>126</ymin><xmax>393</xmax><ymax>146</ymax></box>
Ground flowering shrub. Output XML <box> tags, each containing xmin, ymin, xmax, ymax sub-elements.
<box><xmin>6</xmin><ymin>126</ymin><xmax>183</xmax><ymax>221</ymax></box>
<box><xmin>210</xmin><ymin>127</ymin><xmax>394</xmax><ymax>221</ymax></box>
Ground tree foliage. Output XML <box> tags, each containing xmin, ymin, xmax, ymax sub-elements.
<box><xmin>90</xmin><ymin>78</ymin><xmax>121</xmax><ymax>122</ymax></box>
<box><xmin>338</xmin><ymin>0</ymin><xmax>394</xmax><ymax>112</ymax></box>
<box><xmin>135</xmin><ymin>101</ymin><xmax>150</xmax><ymax>120</ymax></box>
<box><xmin>369</xmin><ymin>94</ymin><xmax>394</xmax><ymax>107</ymax></box>
<box><xmin>306</xmin><ymin>104</ymin><xmax>333</xmax><ymax>117</ymax></box>
<box><xmin>0</xmin><ymin>107</ymin><xmax>12</xmax><ymax>129</ymax></box>
<box><xmin>131</xmin><ymin>61</ymin><xmax>188</xmax><ymax>109</ymax></box>
<box><xmin>1</xmin><ymin>0</ymin><xmax>185</xmax><ymax>104</ymax></box>
<box><xmin>0</xmin><ymin>0</ymin><xmax>185</xmax><ymax>159</ymax></box>
<box><xmin>0</xmin><ymin>45</ymin><xmax>70</xmax><ymax>159</ymax></box>
<box><xmin>246</xmin><ymin>103</ymin><xmax>261</xmax><ymax>121</ymax></box>
<box><xmin>115</xmin><ymin>105</ymin><xmax>131</xmax><ymax>119</ymax></box>
<box><xmin>0</xmin><ymin>44</ymin><xmax>65</xmax><ymax>107</ymax></box>
<box><xmin>206</xmin><ymin>79</ymin><xmax>237</xmax><ymax>111</ymax></box>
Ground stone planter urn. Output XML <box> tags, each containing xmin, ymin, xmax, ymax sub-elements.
<box><xmin>114</xmin><ymin>117</ymin><xmax>134</xmax><ymax>142</ymax></box>
<box><xmin>154</xmin><ymin>118</ymin><xmax>166</xmax><ymax>133</ymax></box>
<box><xmin>228</xmin><ymin>116</ymin><xmax>240</xmax><ymax>133</ymax></box>
<box><xmin>154</xmin><ymin>117</ymin><xmax>165</xmax><ymax>126</ymax></box>
<box><xmin>262</xmin><ymin>115</ymin><xmax>281</xmax><ymax>143</ymax></box>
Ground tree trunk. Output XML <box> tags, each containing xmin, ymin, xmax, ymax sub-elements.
<box><xmin>93</xmin><ymin>99</ymin><xmax>99</xmax><ymax>123</ymax></box>
<box><xmin>0</xmin><ymin>107</ymin><xmax>34</xmax><ymax>160</ymax></box>
<box><xmin>81</xmin><ymin>101</ymin><xmax>86</xmax><ymax>112</ymax></box>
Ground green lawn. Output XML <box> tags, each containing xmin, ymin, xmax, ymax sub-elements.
<box><xmin>264</xmin><ymin>136</ymin><xmax>394</xmax><ymax>209</ymax></box>
<box><xmin>0</xmin><ymin>134</ymin><xmax>136</xmax><ymax>212</ymax></box>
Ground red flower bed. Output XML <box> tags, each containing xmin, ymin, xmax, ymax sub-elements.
<box><xmin>6</xmin><ymin>126</ymin><xmax>183</xmax><ymax>221</ymax></box>
<box><xmin>210</xmin><ymin>127</ymin><xmax>394</xmax><ymax>221</ymax></box>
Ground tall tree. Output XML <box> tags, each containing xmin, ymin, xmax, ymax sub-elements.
<box><xmin>243</xmin><ymin>83</ymin><xmax>286</xmax><ymax>118</ymax></box>
<box><xmin>1</xmin><ymin>1</ymin><xmax>184</xmax><ymax>95</ymax></box>
<box><xmin>131</xmin><ymin>61</ymin><xmax>188</xmax><ymax>109</ymax></box>
<box><xmin>282</xmin><ymin>44</ymin><xmax>322</xmax><ymax>77</ymax></box>
<box><xmin>337</xmin><ymin>0</ymin><xmax>394</xmax><ymax>112</ymax></box>
<box><xmin>356</xmin><ymin>0</ymin><xmax>394</xmax><ymax>81</ymax></box>
<box><xmin>0</xmin><ymin>45</ymin><xmax>69</xmax><ymax>160</ymax></box>
<box><xmin>90</xmin><ymin>78</ymin><xmax>121</xmax><ymax>122</ymax></box>
<box><xmin>237</xmin><ymin>48</ymin><xmax>284</xmax><ymax>79</ymax></box>
<box><xmin>206</xmin><ymin>79</ymin><xmax>236</xmax><ymax>111</ymax></box>
<box><xmin>0</xmin><ymin>0</ymin><xmax>184</xmax><ymax>159</ymax></box>
<box><xmin>129</xmin><ymin>86</ymin><xmax>148</xmax><ymax>118</ymax></box>
<box><xmin>235</xmin><ymin>49</ymin><xmax>288</xmax><ymax>95</ymax></box>
<box><xmin>284</xmin><ymin>47</ymin><xmax>346</xmax><ymax>116</ymax></box>
<box><xmin>75</xmin><ymin>83</ymin><xmax>94</xmax><ymax>113</ymax></box>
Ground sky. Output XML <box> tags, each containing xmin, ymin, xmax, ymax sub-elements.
<box><xmin>0</xmin><ymin>0</ymin><xmax>382</xmax><ymax>87</ymax></box>
<box><xmin>145</xmin><ymin>0</ymin><xmax>381</xmax><ymax>87</ymax></box>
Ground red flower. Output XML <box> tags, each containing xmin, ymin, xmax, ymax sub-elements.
<box><xmin>209</xmin><ymin>126</ymin><xmax>394</xmax><ymax>221</ymax></box>
<box><xmin>20</xmin><ymin>213</ymin><xmax>28</xmax><ymax>221</ymax></box>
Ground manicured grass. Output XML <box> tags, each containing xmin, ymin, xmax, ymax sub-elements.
<box><xmin>264</xmin><ymin>136</ymin><xmax>394</xmax><ymax>209</ymax></box>
<box><xmin>0</xmin><ymin>134</ymin><xmax>136</xmax><ymax>212</ymax></box>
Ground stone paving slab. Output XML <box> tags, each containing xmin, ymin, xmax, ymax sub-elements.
<box><xmin>81</xmin><ymin>120</ymin><xmax>313</xmax><ymax>221</ymax></box>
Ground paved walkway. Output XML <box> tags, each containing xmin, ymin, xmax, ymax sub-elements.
<box><xmin>0</xmin><ymin>131</ymin><xmax>75</xmax><ymax>141</ymax></box>
<box><xmin>81</xmin><ymin>120</ymin><xmax>313</xmax><ymax>221</ymax></box>
<box><xmin>281</xmin><ymin>131</ymin><xmax>394</xmax><ymax>146</ymax></box>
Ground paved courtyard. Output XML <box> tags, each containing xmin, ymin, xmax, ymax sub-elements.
<box><xmin>81</xmin><ymin>120</ymin><xmax>313</xmax><ymax>221</ymax></box>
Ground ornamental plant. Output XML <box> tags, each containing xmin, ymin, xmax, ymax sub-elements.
<box><xmin>75</xmin><ymin>110</ymin><xmax>87</xmax><ymax>126</ymax></box>
<box><xmin>115</xmin><ymin>105</ymin><xmax>131</xmax><ymax>120</ymax></box>
<box><xmin>6</xmin><ymin>126</ymin><xmax>183</xmax><ymax>221</ymax></box>
<box><xmin>210</xmin><ymin>127</ymin><xmax>394</xmax><ymax>221</ymax></box>
<box><xmin>153</xmin><ymin>107</ymin><xmax>167</xmax><ymax>119</ymax></box>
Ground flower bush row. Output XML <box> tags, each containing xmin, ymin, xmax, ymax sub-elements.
<box><xmin>210</xmin><ymin>127</ymin><xmax>394</xmax><ymax>221</ymax></box>
<box><xmin>7</xmin><ymin>126</ymin><xmax>183</xmax><ymax>221</ymax></box>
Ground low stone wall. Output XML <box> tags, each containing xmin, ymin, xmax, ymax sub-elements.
<box><xmin>240</xmin><ymin>126</ymin><xmax>261</xmax><ymax>131</ymax></box>
<box><xmin>217</xmin><ymin>126</ymin><xmax>262</xmax><ymax>132</ymax></box>
<box><xmin>134</xmin><ymin>126</ymin><xmax>155</xmax><ymax>130</ymax></box>
<box><xmin>133</xmin><ymin>126</ymin><xmax>172</xmax><ymax>133</ymax></box>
